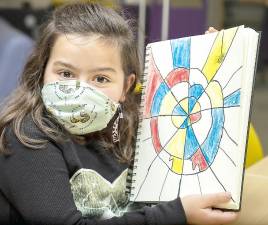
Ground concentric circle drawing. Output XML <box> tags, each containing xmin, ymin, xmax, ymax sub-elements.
<box><xmin>149</xmin><ymin>66</ymin><xmax>226</xmax><ymax>175</ymax></box>
<box><xmin>133</xmin><ymin>27</ymin><xmax>245</xmax><ymax>203</ymax></box>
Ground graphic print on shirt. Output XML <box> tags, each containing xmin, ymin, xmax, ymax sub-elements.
<box><xmin>70</xmin><ymin>168</ymin><xmax>129</xmax><ymax>219</ymax></box>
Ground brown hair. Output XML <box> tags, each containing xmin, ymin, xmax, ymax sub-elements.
<box><xmin>0</xmin><ymin>2</ymin><xmax>140</xmax><ymax>163</ymax></box>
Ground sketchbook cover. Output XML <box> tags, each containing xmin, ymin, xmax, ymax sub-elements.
<box><xmin>127</xmin><ymin>26</ymin><xmax>260</xmax><ymax>210</ymax></box>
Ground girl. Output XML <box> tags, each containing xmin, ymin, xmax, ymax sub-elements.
<box><xmin>0</xmin><ymin>2</ymin><xmax>237</xmax><ymax>225</ymax></box>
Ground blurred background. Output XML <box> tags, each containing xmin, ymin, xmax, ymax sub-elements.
<box><xmin>0</xmin><ymin>0</ymin><xmax>267</xmax><ymax>156</ymax></box>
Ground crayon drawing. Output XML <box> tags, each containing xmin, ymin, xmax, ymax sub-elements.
<box><xmin>133</xmin><ymin>27</ymin><xmax>244</xmax><ymax>204</ymax></box>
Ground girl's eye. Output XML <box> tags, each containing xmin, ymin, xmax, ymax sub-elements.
<box><xmin>94</xmin><ymin>75</ymin><xmax>110</xmax><ymax>84</ymax></box>
<box><xmin>59</xmin><ymin>71</ymin><xmax>74</xmax><ymax>79</ymax></box>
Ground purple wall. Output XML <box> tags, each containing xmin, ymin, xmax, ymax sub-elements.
<box><xmin>123</xmin><ymin>1</ymin><xmax>207</xmax><ymax>44</ymax></box>
<box><xmin>147</xmin><ymin>1</ymin><xmax>206</xmax><ymax>43</ymax></box>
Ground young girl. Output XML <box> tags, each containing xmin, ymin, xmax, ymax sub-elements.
<box><xmin>0</xmin><ymin>3</ymin><xmax>238</xmax><ymax>225</ymax></box>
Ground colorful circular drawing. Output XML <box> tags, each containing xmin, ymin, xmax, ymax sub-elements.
<box><xmin>150</xmin><ymin>67</ymin><xmax>225</xmax><ymax>175</ymax></box>
<box><xmin>143</xmin><ymin>32</ymin><xmax>240</xmax><ymax>176</ymax></box>
<box><xmin>134</xmin><ymin>27</ymin><xmax>243</xmax><ymax>203</ymax></box>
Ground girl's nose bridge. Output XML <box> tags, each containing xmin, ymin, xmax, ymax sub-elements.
<box><xmin>77</xmin><ymin>73</ymin><xmax>90</xmax><ymax>83</ymax></box>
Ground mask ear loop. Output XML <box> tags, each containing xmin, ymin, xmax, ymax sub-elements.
<box><xmin>112</xmin><ymin>104</ymin><xmax>123</xmax><ymax>143</ymax></box>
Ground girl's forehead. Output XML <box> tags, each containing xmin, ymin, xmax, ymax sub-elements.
<box><xmin>59</xmin><ymin>33</ymin><xmax>101</xmax><ymax>45</ymax></box>
<box><xmin>50</xmin><ymin>34</ymin><xmax>122</xmax><ymax>62</ymax></box>
<box><xmin>47</xmin><ymin>33</ymin><xmax>124</xmax><ymax>72</ymax></box>
<box><xmin>55</xmin><ymin>33</ymin><xmax>119</xmax><ymax>49</ymax></box>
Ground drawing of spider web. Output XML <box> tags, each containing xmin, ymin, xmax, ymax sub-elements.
<box><xmin>134</xmin><ymin>27</ymin><xmax>243</xmax><ymax>203</ymax></box>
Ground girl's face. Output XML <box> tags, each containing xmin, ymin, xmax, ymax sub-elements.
<box><xmin>43</xmin><ymin>34</ymin><xmax>135</xmax><ymax>102</ymax></box>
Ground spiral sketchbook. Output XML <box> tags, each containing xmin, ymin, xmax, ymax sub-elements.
<box><xmin>126</xmin><ymin>26</ymin><xmax>260</xmax><ymax>210</ymax></box>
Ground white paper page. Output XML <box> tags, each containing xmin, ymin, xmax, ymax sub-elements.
<box><xmin>130</xmin><ymin>27</ymin><xmax>259</xmax><ymax>210</ymax></box>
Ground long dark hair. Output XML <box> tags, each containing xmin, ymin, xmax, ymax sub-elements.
<box><xmin>0</xmin><ymin>2</ymin><xmax>141</xmax><ymax>163</ymax></box>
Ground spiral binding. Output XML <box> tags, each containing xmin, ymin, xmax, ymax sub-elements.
<box><xmin>125</xmin><ymin>44</ymin><xmax>152</xmax><ymax>200</ymax></box>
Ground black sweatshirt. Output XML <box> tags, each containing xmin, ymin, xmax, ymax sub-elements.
<box><xmin>0</xmin><ymin>116</ymin><xmax>187</xmax><ymax>225</ymax></box>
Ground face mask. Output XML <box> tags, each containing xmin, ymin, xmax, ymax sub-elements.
<box><xmin>41</xmin><ymin>80</ymin><xmax>119</xmax><ymax>135</ymax></box>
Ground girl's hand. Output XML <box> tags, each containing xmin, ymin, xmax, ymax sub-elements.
<box><xmin>205</xmin><ymin>26</ymin><xmax>218</xmax><ymax>34</ymax></box>
<box><xmin>181</xmin><ymin>193</ymin><xmax>238</xmax><ymax>225</ymax></box>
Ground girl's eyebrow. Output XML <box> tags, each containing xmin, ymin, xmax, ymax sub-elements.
<box><xmin>53</xmin><ymin>61</ymin><xmax>117</xmax><ymax>73</ymax></box>
<box><xmin>53</xmin><ymin>61</ymin><xmax>78</xmax><ymax>71</ymax></box>
<box><xmin>88</xmin><ymin>67</ymin><xmax>117</xmax><ymax>73</ymax></box>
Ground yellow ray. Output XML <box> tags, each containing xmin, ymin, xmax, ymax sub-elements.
<box><xmin>172</xmin><ymin>115</ymin><xmax>187</xmax><ymax>128</ymax></box>
<box><xmin>206</xmin><ymin>81</ymin><xmax>223</xmax><ymax>108</ymax></box>
<box><xmin>180</xmin><ymin>98</ymin><xmax>189</xmax><ymax>114</ymax></box>
<box><xmin>202</xmin><ymin>27</ymin><xmax>238</xmax><ymax>83</ymax></box>
<box><xmin>171</xmin><ymin>156</ymin><xmax>183</xmax><ymax>174</ymax></box>
<box><xmin>159</xmin><ymin>91</ymin><xmax>178</xmax><ymax>115</ymax></box>
<box><xmin>191</xmin><ymin>101</ymin><xmax>201</xmax><ymax>114</ymax></box>
<box><xmin>165</xmin><ymin>129</ymin><xmax>186</xmax><ymax>158</ymax></box>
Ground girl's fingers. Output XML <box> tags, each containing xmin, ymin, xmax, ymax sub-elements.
<box><xmin>201</xmin><ymin>192</ymin><xmax>232</xmax><ymax>207</ymax></box>
<box><xmin>208</xmin><ymin>26</ymin><xmax>218</xmax><ymax>32</ymax></box>
<box><xmin>205</xmin><ymin>26</ymin><xmax>218</xmax><ymax>34</ymax></box>
<box><xmin>204</xmin><ymin>209</ymin><xmax>238</xmax><ymax>225</ymax></box>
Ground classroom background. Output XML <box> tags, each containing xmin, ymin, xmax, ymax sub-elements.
<box><xmin>0</xmin><ymin>0</ymin><xmax>267</xmax><ymax>158</ymax></box>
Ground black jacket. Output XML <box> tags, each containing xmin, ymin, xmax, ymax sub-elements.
<box><xmin>0</xmin><ymin>116</ymin><xmax>186</xmax><ymax>225</ymax></box>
